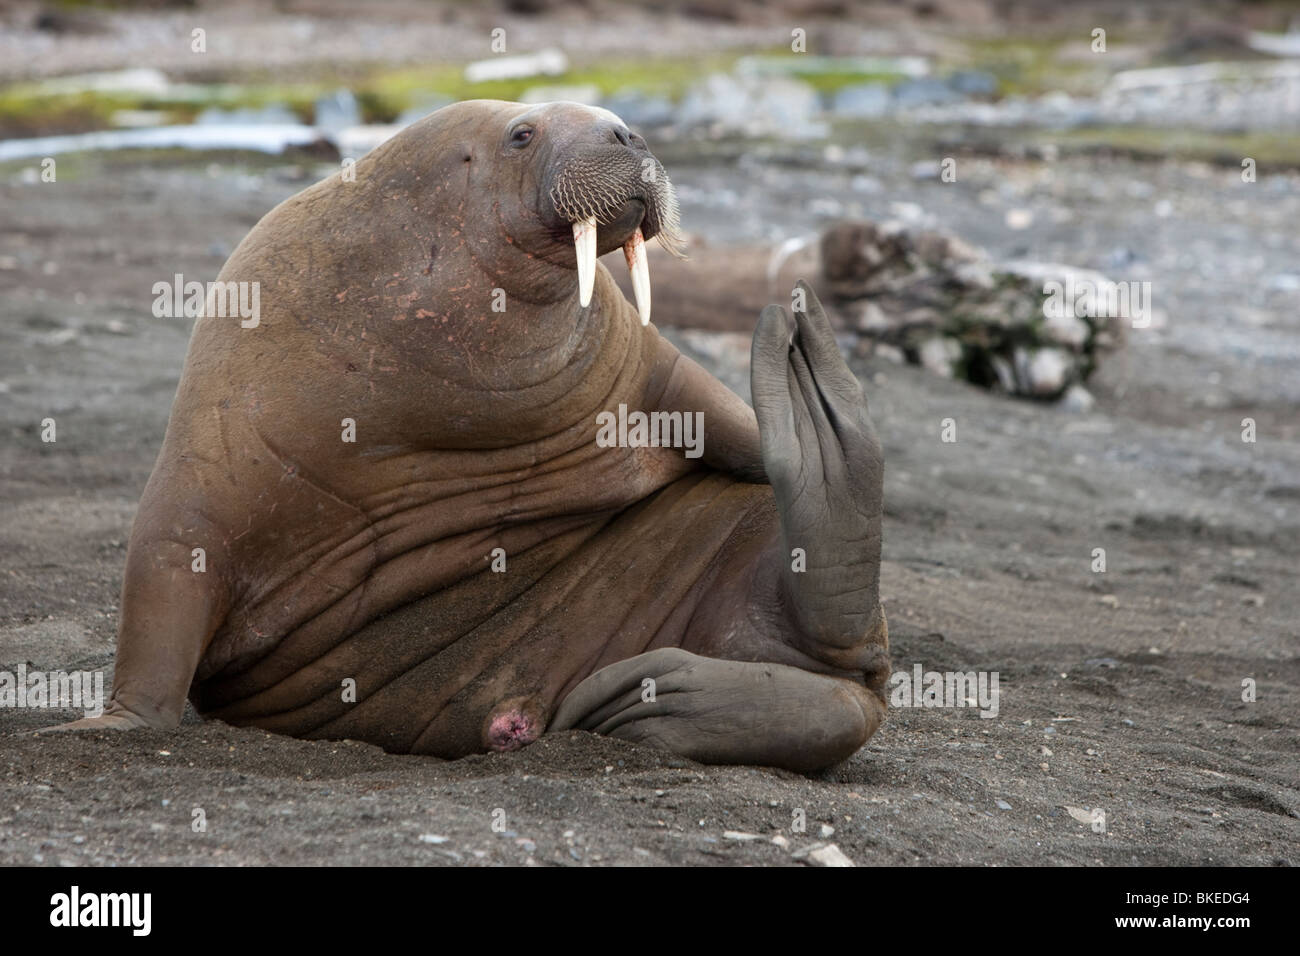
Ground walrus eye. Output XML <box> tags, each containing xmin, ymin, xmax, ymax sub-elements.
<box><xmin>510</xmin><ymin>127</ymin><xmax>534</xmax><ymax>148</ymax></box>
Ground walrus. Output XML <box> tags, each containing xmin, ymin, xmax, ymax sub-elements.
<box><xmin>51</xmin><ymin>100</ymin><xmax>890</xmax><ymax>772</ymax></box>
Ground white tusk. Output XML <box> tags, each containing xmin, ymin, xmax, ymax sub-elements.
<box><xmin>572</xmin><ymin>216</ymin><xmax>597</xmax><ymax>308</ymax></box>
<box><xmin>623</xmin><ymin>227</ymin><xmax>651</xmax><ymax>326</ymax></box>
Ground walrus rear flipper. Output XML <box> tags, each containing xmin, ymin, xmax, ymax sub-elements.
<box><xmin>549</xmin><ymin>647</ymin><xmax>883</xmax><ymax>772</ymax></box>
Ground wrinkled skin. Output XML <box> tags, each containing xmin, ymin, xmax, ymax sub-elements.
<box><xmin>46</xmin><ymin>101</ymin><xmax>890</xmax><ymax>772</ymax></box>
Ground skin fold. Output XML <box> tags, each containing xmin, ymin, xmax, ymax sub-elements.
<box><xmin>45</xmin><ymin>101</ymin><xmax>890</xmax><ymax>772</ymax></box>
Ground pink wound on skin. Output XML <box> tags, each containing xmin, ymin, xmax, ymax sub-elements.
<box><xmin>486</xmin><ymin>709</ymin><xmax>538</xmax><ymax>752</ymax></box>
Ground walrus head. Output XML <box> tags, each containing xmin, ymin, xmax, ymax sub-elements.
<box><xmin>534</xmin><ymin>104</ymin><xmax>685</xmax><ymax>323</ymax></box>
<box><xmin>391</xmin><ymin>100</ymin><xmax>683</xmax><ymax>327</ymax></box>
<box><xmin>502</xmin><ymin>101</ymin><xmax>684</xmax><ymax>325</ymax></box>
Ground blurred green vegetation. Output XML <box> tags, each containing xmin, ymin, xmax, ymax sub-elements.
<box><xmin>0</xmin><ymin>81</ymin><xmax>321</xmax><ymax>136</ymax></box>
<box><xmin>957</xmin><ymin>34</ymin><xmax>1112</xmax><ymax>97</ymax></box>
<box><xmin>5</xmin><ymin>22</ymin><xmax>1299</xmax><ymax>177</ymax></box>
<box><xmin>2</xmin><ymin>49</ymin><xmax>930</xmax><ymax>137</ymax></box>
<box><xmin>1</xmin><ymin>56</ymin><xmax>749</xmax><ymax>136</ymax></box>
<box><xmin>360</xmin><ymin>55</ymin><xmax>746</xmax><ymax>118</ymax></box>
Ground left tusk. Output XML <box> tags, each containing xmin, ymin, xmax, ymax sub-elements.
<box><xmin>623</xmin><ymin>227</ymin><xmax>650</xmax><ymax>326</ymax></box>
<box><xmin>572</xmin><ymin>216</ymin><xmax>597</xmax><ymax>308</ymax></box>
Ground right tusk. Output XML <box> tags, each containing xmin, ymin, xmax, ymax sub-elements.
<box><xmin>572</xmin><ymin>216</ymin><xmax>597</xmax><ymax>308</ymax></box>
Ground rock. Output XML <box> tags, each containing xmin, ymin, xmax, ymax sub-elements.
<box><xmin>521</xmin><ymin>84</ymin><xmax>601</xmax><ymax>106</ymax></box>
<box><xmin>819</xmin><ymin>823</ymin><xmax>835</xmax><ymax>838</ymax></box>
<box><xmin>948</xmin><ymin>70</ymin><xmax>998</xmax><ymax>97</ymax></box>
<box><xmin>1065</xmin><ymin>806</ymin><xmax>1096</xmax><ymax>826</ymax></box>
<box><xmin>1057</xmin><ymin>384</ymin><xmax>1096</xmax><ymax>413</ymax></box>
<box><xmin>919</xmin><ymin>337</ymin><xmax>962</xmax><ymax>378</ymax></box>
<box><xmin>910</xmin><ymin>159</ymin><xmax>943</xmax><ymax>180</ymax></box>
<box><xmin>735</xmin><ymin>54</ymin><xmax>928</xmax><ymax>81</ymax></box>
<box><xmin>820</xmin><ymin>219</ymin><xmax>912</xmax><ymax>297</ymax></box>
<box><xmin>688</xmin><ymin>218</ymin><xmax>1126</xmax><ymax>403</ymax></box>
<box><xmin>996</xmin><ymin>799</ymin><xmax>1012</xmax><ymax>811</ymax></box>
<box><xmin>1043</xmin><ymin>310</ymin><xmax>1090</xmax><ymax>349</ymax></box>
<box><xmin>989</xmin><ymin>355</ymin><xmax>1016</xmax><ymax>392</ymax></box>
<box><xmin>678</xmin><ymin>74</ymin><xmax>748</xmax><ymax>129</ymax></box>
<box><xmin>197</xmin><ymin>105</ymin><xmax>301</xmax><ymax>126</ymax></box>
<box><xmin>1249</xmin><ymin>30</ymin><xmax>1300</xmax><ymax>58</ymax></box>
<box><xmin>678</xmin><ymin>74</ymin><xmax>825</xmax><ymax>139</ymax></box>
<box><xmin>852</xmin><ymin>300</ymin><xmax>891</xmax><ymax>335</ymax></box>
<box><xmin>334</xmin><ymin>125</ymin><xmax>402</xmax><ymax>161</ymax></box>
<box><xmin>1162</xmin><ymin>20</ymin><xmax>1256</xmax><ymax>62</ymax></box>
<box><xmin>34</xmin><ymin>68</ymin><xmax>169</xmax><ymax>97</ymax></box>
<box><xmin>832</xmin><ymin>83</ymin><xmax>892</xmax><ymax>119</ymax></box>
<box><xmin>314</xmin><ymin>90</ymin><xmax>361</xmax><ymax>131</ymax></box>
<box><xmin>110</xmin><ymin>109</ymin><xmax>169</xmax><ymax>128</ymax></box>
<box><xmin>749</xmin><ymin>78</ymin><xmax>825</xmax><ymax>139</ymax></box>
<box><xmin>1101</xmin><ymin>61</ymin><xmax>1300</xmax><ymax>133</ymax></box>
<box><xmin>395</xmin><ymin>96</ymin><xmax>455</xmax><ymax>127</ymax></box>
<box><xmin>0</xmin><ymin>125</ymin><xmax>330</xmax><ymax>163</ymax></box>
<box><xmin>1013</xmin><ymin>347</ymin><xmax>1070</xmax><ymax>397</ymax></box>
<box><xmin>872</xmin><ymin>343</ymin><xmax>905</xmax><ymax>364</ymax></box>
<box><xmin>464</xmin><ymin>49</ymin><xmax>567</xmax><ymax>84</ymax></box>
<box><xmin>1004</xmin><ymin>208</ymin><xmax>1035</xmax><ymax>230</ymax></box>
<box><xmin>722</xmin><ymin>830</ymin><xmax>762</xmax><ymax>841</ymax></box>
<box><xmin>602</xmin><ymin>90</ymin><xmax>676</xmax><ymax>129</ymax></box>
<box><xmin>33</xmin><ymin>6</ymin><xmax>109</xmax><ymax>35</ymax></box>
<box><xmin>913</xmin><ymin>231</ymin><xmax>982</xmax><ymax>267</ymax></box>
<box><xmin>807</xmin><ymin>844</ymin><xmax>855</xmax><ymax>867</ymax></box>
<box><xmin>893</xmin><ymin>77</ymin><xmax>961</xmax><ymax>109</ymax></box>
<box><xmin>677</xmin><ymin>331</ymin><xmax>753</xmax><ymax>368</ymax></box>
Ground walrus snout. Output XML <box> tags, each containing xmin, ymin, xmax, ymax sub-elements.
<box><xmin>547</xmin><ymin>143</ymin><xmax>680</xmax><ymax>247</ymax></box>
<box><xmin>548</xmin><ymin>139</ymin><xmax>683</xmax><ymax>324</ymax></box>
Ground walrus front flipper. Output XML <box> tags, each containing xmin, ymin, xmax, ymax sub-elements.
<box><xmin>549</xmin><ymin>648</ymin><xmax>883</xmax><ymax>772</ymax></box>
<box><xmin>751</xmin><ymin>279</ymin><xmax>887</xmax><ymax>673</ymax></box>
<box><xmin>40</xmin><ymin>485</ymin><xmax>230</xmax><ymax>734</ymax></box>
<box><xmin>647</xmin><ymin>331</ymin><xmax>767</xmax><ymax>483</ymax></box>
<box><xmin>551</xmin><ymin>280</ymin><xmax>890</xmax><ymax>772</ymax></box>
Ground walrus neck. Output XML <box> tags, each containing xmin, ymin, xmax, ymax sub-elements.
<box><xmin>411</xmin><ymin>259</ymin><xmax>636</xmax><ymax>444</ymax></box>
<box><xmin>519</xmin><ymin>273</ymin><xmax>630</xmax><ymax>386</ymax></box>
<box><xmin>467</xmin><ymin>243</ymin><xmax>576</xmax><ymax>310</ymax></box>
<box><xmin>462</xmin><ymin>241</ymin><xmax>632</xmax><ymax>368</ymax></box>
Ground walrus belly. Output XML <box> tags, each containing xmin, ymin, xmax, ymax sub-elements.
<box><xmin>191</xmin><ymin>472</ymin><xmax>775</xmax><ymax>757</ymax></box>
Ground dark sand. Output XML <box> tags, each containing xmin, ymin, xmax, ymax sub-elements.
<box><xmin>1</xmin><ymin>138</ymin><xmax>1297</xmax><ymax>866</ymax></box>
